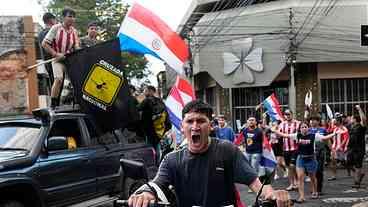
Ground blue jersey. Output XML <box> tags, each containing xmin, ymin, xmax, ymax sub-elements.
<box><xmin>309</xmin><ymin>127</ymin><xmax>327</xmax><ymax>135</ymax></box>
<box><xmin>215</xmin><ymin>126</ymin><xmax>235</xmax><ymax>142</ymax></box>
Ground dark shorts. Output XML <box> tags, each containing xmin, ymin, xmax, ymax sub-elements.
<box><xmin>296</xmin><ymin>156</ymin><xmax>318</xmax><ymax>173</ymax></box>
<box><xmin>347</xmin><ymin>151</ymin><xmax>364</xmax><ymax>169</ymax></box>
<box><xmin>272</xmin><ymin>142</ymin><xmax>283</xmax><ymax>157</ymax></box>
<box><xmin>284</xmin><ymin>150</ymin><xmax>298</xmax><ymax>166</ymax></box>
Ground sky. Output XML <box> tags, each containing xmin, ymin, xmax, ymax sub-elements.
<box><xmin>0</xmin><ymin>0</ymin><xmax>193</xmax><ymax>86</ymax></box>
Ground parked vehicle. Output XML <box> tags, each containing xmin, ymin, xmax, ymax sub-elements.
<box><xmin>0</xmin><ymin>106</ymin><xmax>157</xmax><ymax>207</ymax></box>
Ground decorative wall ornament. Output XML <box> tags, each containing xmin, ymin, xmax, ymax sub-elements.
<box><xmin>223</xmin><ymin>38</ymin><xmax>263</xmax><ymax>84</ymax></box>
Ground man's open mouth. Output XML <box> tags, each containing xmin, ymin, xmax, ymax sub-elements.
<box><xmin>192</xmin><ymin>135</ymin><xmax>201</xmax><ymax>144</ymax></box>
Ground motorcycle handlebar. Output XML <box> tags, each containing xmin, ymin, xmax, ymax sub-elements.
<box><xmin>114</xmin><ymin>200</ymin><xmax>171</xmax><ymax>207</ymax></box>
<box><xmin>114</xmin><ymin>199</ymin><xmax>291</xmax><ymax>207</ymax></box>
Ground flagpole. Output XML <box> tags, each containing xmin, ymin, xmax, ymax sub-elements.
<box><xmin>26</xmin><ymin>58</ymin><xmax>56</xmax><ymax>72</ymax></box>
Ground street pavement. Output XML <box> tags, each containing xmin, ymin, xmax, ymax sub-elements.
<box><xmin>96</xmin><ymin>165</ymin><xmax>368</xmax><ymax>207</ymax></box>
<box><xmin>238</xmin><ymin>166</ymin><xmax>368</xmax><ymax>207</ymax></box>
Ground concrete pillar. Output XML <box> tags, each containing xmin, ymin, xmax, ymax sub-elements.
<box><xmin>23</xmin><ymin>16</ymin><xmax>39</xmax><ymax>112</ymax></box>
<box><xmin>288</xmin><ymin>63</ymin><xmax>296</xmax><ymax>114</ymax></box>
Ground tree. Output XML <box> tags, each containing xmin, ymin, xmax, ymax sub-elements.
<box><xmin>41</xmin><ymin>0</ymin><xmax>150</xmax><ymax>82</ymax></box>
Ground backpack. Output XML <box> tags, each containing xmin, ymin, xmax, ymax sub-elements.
<box><xmin>150</xmin><ymin>97</ymin><xmax>171</xmax><ymax>139</ymax></box>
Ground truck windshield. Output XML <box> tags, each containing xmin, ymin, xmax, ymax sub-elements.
<box><xmin>0</xmin><ymin>125</ymin><xmax>41</xmax><ymax>152</ymax></box>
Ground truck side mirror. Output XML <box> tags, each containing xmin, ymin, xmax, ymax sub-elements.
<box><xmin>47</xmin><ymin>136</ymin><xmax>68</xmax><ymax>151</ymax></box>
<box><xmin>120</xmin><ymin>158</ymin><xmax>148</xmax><ymax>181</ymax></box>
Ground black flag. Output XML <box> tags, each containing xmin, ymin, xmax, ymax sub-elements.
<box><xmin>64</xmin><ymin>38</ymin><xmax>130</xmax><ymax>132</ymax></box>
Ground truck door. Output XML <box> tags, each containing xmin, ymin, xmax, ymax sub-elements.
<box><xmin>82</xmin><ymin>117</ymin><xmax>122</xmax><ymax>194</ymax></box>
<box><xmin>37</xmin><ymin>118</ymin><xmax>97</xmax><ymax>206</ymax></box>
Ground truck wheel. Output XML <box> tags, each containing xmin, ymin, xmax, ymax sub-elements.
<box><xmin>0</xmin><ymin>201</ymin><xmax>24</xmax><ymax>207</ymax></box>
<box><xmin>122</xmin><ymin>177</ymin><xmax>146</xmax><ymax>199</ymax></box>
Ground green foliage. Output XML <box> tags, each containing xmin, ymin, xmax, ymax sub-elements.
<box><xmin>121</xmin><ymin>52</ymin><xmax>151</xmax><ymax>80</ymax></box>
<box><xmin>41</xmin><ymin>0</ymin><xmax>150</xmax><ymax>81</ymax></box>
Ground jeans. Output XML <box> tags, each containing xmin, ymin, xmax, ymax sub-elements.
<box><xmin>315</xmin><ymin>149</ymin><xmax>325</xmax><ymax>193</ymax></box>
<box><xmin>246</xmin><ymin>153</ymin><xmax>262</xmax><ymax>176</ymax></box>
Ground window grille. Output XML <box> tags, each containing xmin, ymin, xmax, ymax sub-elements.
<box><xmin>320</xmin><ymin>78</ymin><xmax>368</xmax><ymax>118</ymax></box>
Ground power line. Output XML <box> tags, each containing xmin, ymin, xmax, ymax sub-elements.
<box><xmin>198</xmin><ymin>0</ymin><xmax>255</xmax><ymax>50</ymax></box>
<box><xmin>296</xmin><ymin>0</ymin><xmax>338</xmax><ymax>47</ymax></box>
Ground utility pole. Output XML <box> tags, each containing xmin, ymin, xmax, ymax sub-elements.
<box><xmin>288</xmin><ymin>8</ymin><xmax>297</xmax><ymax>113</ymax></box>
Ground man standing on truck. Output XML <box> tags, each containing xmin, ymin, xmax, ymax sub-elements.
<box><xmin>42</xmin><ymin>7</ymin><xmax>80</xmax><ymax>108</ymax></box>
<box><xmin>38</xmin><ymin>12</ymin><xmax>57</xmax><ymax>88</ymax></box>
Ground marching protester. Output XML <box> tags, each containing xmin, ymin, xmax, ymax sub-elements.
<box><xmin>278</xmin><ymin>109</ymin><xmax>300</xmax><ymax>191</ymax></box>
<box><xmin>38</xmin><ymin>12</ymin><xmax>57</xmax><ymax>88</ymax></box>
<box><xmin>214</xmin><ymin>114</ymin><xmax>235</xmax><ymax>142</ymax></box>
<box><xmin>139</xmin><ymin>85</ymin><xmax>171</xmax><ymax>162</ymax></box>
<box><xmin>240</xmin><ymin>117</ymin><xmax>264</xmax><ymax>178</ymax></box>
<box><xmin>80</xmin><ymin>21</ymin><xmax>100</xmax><ymax>48</ymax></box>
<box><xmin>272</xmin><ymin>121</ymin><xmax>341</xmax><ymax>202</ymax></box>
<box><xmin>328</xmin><ymin>113</ymin><xmax>349</xmax><ymax>181</ymax></box>
<box><xmin>42</xmin><ymin>7</ymin><xmax>80</xmax><ymax>108</ymax></box>
<box><xmin>346</xmin><ymin>105</ymin><xmax>367</xmax><ymax>188</ymax></box>
<box><xmin>128</xmin><ymin>100</ymin><xmax>291</xmax><ymax>207</ymax></box>
<box><xmin>268</xmin><ymin>120</ymin><xmax>287</xmax><ymax>180</ymax></box>
<box><xmin>309</xmin><ymin>116</ymin><xmax>328</xmax><ymax>196</ymax></box>
<box><xmin>209</xmin><ymin>113</ymin><xmax>219</xmax><ymax>137</ymax></box>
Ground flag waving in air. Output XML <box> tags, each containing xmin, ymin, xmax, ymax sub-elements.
<box><xmin>165</xmin><ymin>76</ymin><xmax>195</xmax><ymax>130</ymax></box>
<box><xmin>260</xmin><ymin>135</ymin><xmax>277</xmax><ymax>176</ymax></box>
<box><xmin>118</xmin><ymin>3</ymin><xmax>189</xmax><ymax>74</ymax></box>
<box><xmin>63</xmin><ymin>39</ymin><xmax>130</xmax><ymax>132</ymax></box>
<box><xmin>262</xmin><ymin>93</ymin><xmax>284</xmax><ymax>121</ymax></box>
<box><xmin>326</xmin><ymin>104</ymin><xmax>334</xmax><ymax>120</ymax></box>
<box><xmin>304</xmin><ymin>90</ymin><xmax>312</xmax><ymax>119</ymax></box>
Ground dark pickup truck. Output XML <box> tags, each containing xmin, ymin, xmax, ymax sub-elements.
<box><xmin>0</xmin><ymin>106</ymin><xmax>157</xmax><ymax>207</ymax></box>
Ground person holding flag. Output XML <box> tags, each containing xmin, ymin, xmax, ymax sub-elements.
<box><xmin>258</xmin><ymin>93</ymin><xmax>284</xmax><ymax>122</ymax></box>
<box><xmin>42</xmin><ymin>8</ymin><xmax>80</xmax><ymax>108</ymax></box>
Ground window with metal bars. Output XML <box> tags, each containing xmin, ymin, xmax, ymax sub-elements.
<box><xmin>320</xmin><ymin>78</ymin><xmax>368</xmax><ymax>118</ymax></box>
<box><xmin>232</xmin><ymin>82</ymin><xmax>289</xmax><ymax>129</ymax></box>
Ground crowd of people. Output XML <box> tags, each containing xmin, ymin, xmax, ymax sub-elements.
<box><xmin>36</xmin><ymin>8</ymin><xmax>366</xmax><ymax>207</ymax></box>
<box><xmin>207</xmin><ymin>105</ymin><xmax>367</xmax><ymax>203</ymax></box>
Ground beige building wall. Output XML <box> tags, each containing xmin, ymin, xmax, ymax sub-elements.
<box><xmin>318</xmin><ymin>62</ymin><xmax>368</xmax><ymax>79</ymax></box>
<box><xmin>0</xmin><ymin>16</ymin><xmax>38</xmax><ymax>116</ymax></box>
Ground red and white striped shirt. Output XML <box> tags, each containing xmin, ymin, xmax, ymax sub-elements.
<box><xmin>331</xmin><ymin>126</ymin><xmax>349</xmax><ymax>151</ymax></box>
<box><xmin>279</xmin><ymin>120</ymin><xmax>300</xmax><ymax>151</ymax></box>
<box><xmin>44</xmin><ymin>23</ymin><xmax>79</xmax><ymax>54</ymax></box>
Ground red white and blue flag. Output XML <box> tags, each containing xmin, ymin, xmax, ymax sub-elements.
<box><xmin>118</xmin><ymin>3</ymin><xmax>189</xmax><ymax>74</ymax></box>
<box><xmin>260</xmin><ymin>136</ymin><xmax>277</xmax><ymax>175</ymax></box>
<box><xmin>165</xmin><ymin>76</ymin><xmax>195</xmax><ymax>130</ymax></box>
<box><xmin>263</xmin><ymin>93</ymin><xmax>284</xmax><ymax>122</ymax></box>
